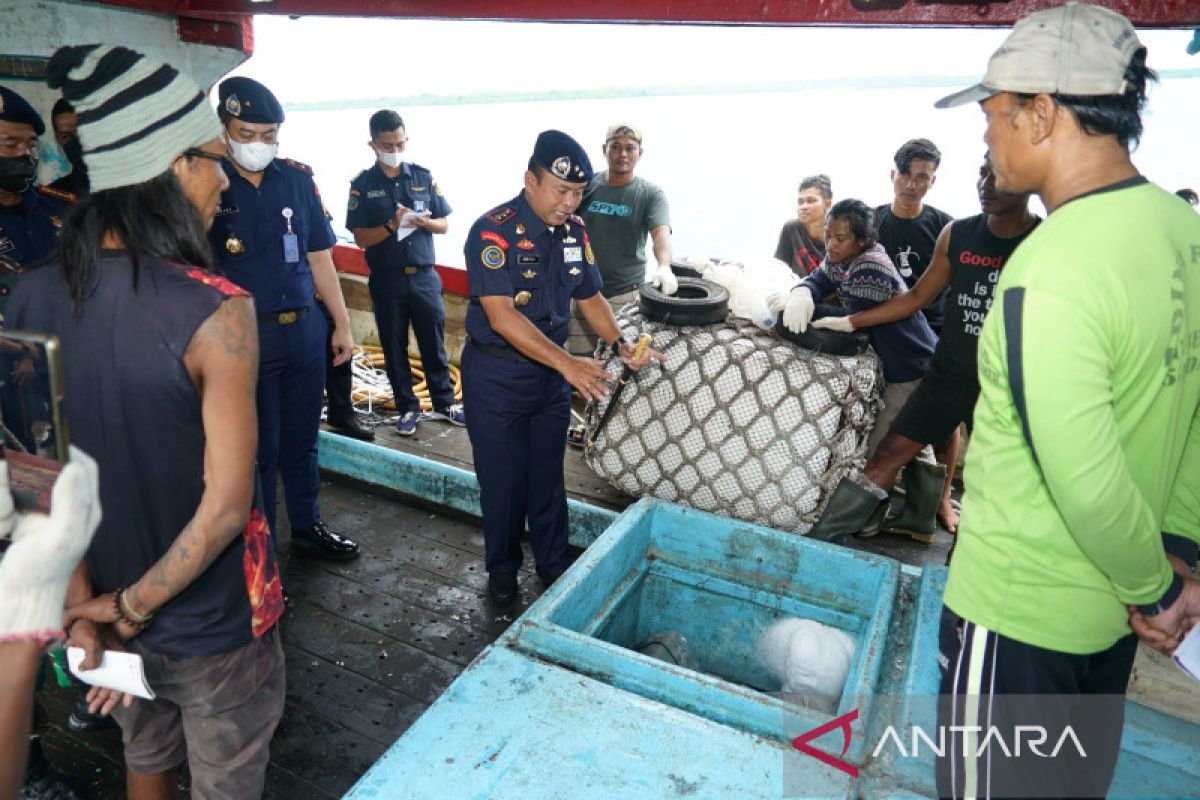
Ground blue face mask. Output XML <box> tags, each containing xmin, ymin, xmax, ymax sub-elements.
<box><xmin>0</xmin><ymin>154</ymin><xmax>37</xmax><ymax>193</ymax></box>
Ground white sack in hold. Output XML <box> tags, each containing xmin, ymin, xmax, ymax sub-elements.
<box><xmin>759</xmin><ymin>618</ymin><xmax>856</xmax><ymax>704</ymax></box>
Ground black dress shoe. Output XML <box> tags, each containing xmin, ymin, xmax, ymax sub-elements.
<box><xmin>487</xmin><ymin>572</ymin><xmax>518</xmax><ymax>604</ymax></box>
<box><xmin>292</xmin><ymin>520</ymin><xmax>360</xmax><ymax>561</ymax></box>
<box><xmin>67</xmin><ymin>689</ymin><xmax>117</xmax><ymax>733</ymax></box>
<box><xmin>327</xmin><ymin>414</ymin><xmax>375</xmax><ymax>441</ymax></box>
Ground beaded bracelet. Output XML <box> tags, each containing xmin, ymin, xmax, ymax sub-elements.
<box><xmin>114</xmin><ymin>588</ymin><xmax>153</xmax><ymax>631</ymax></box>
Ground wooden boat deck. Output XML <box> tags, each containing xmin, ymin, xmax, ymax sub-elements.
<box><xmin>36</xmin><ymin>419</ymin><xmax>954</xmax><ymax>798</ymax></box>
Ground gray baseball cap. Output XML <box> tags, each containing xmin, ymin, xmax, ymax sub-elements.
<box><xmin>935</xmin><ymin>2</ymin><xmax>1143</xmax><ymax>109</ymax></box>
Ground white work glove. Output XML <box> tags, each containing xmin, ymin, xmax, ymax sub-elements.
<box><xmin>0</xmin><ymin>446</ymin><xmax>102</xmax><ymax>644</ymax></box>
<box><xmin>811</xmin><ymin>316</ymin><xmax>856</xmax><ymax>333</ymax></box>
<box><xmin>778</xmin><ymin>286</ymin><xmax>816</xmax><ymax>333</ymax></box>
<box><xmin>651</xmin><ymin>265</ymin><xmax>678</xmax><ymax>296</ymax></box>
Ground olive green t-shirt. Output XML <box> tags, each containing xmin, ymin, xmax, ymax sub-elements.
<box><xmin>580</xmin><ymin>173</ymin><xmax>670</xmax><ymax>297</ymax></box>
<box><xmin>945</xmin><ymin>179</ymin><xmax>1200</xmax><ymax>654</ymax></box>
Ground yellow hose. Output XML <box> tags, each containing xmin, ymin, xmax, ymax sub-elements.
<box><xmin>347</xmin><ymin>344</ymin><xmax>462</xmax><ymax>412</ymax></box>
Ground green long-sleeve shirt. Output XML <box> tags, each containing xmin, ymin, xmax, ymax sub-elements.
<box><xmin>945</xmin><ymin>179</ymin><xmax>1200</xmax><ymax>654</ymax></box>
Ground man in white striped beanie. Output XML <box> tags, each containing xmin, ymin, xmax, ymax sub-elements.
<box><xmin>9</xmin><ymin>45</ymin><xmax>286</xmax><ymax>800</ymax></box>
<box><xmin>46</xmin><ymin>44</ymin><xmax>222</xmax><ymax>195</ymax></box>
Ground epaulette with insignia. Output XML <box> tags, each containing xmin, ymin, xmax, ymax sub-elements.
<box><xmin>486</xmin><ymin>206</ymin><xmax>516</xmax><ymax>226</ymax></box>
<box><xmin>283</xmin><ymin>158</ymin><xmax>314</xmax><ymax>175</ymax></box>
<box><xmin>36</xmin><ymin>184</ymin><xmax>76</xmax><ymax>203</ymax></box>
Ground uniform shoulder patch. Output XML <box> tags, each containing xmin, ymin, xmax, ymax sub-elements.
<box><xmin>36</xmin><ymin>184</ymin><xmax>75</xmax><ymax>203</ymax></box>
<box><xmin>283</xmin><ymin>158</ymin><xmax>314</xmax><ymax>175</ymax></box>
<box><xmin>183</xmin><ymin>266</ymin><xmax>251</xmax><ymax>298</ymax></box>
<box><xmin>486</xmin><ymin>206</ymin><xmax>516</xmax><ymax>226</ymax></box>
<box><xmin>480</xmin><ymin>245</ymin><xmax>506</xmax><ymax>270</ymax></box>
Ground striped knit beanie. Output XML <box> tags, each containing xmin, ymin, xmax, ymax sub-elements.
<box><xmin>45</xmin><ymin>45</ymin><xmax>220</xmax><ymax>193</ymax></box>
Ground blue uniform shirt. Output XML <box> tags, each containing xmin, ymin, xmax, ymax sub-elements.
<box><xmin>0</xmin><ymin>185</ymin><xmax>74</xmax><ymax>316</ymax></box>
<box><xmin>208</xmin><ymin>158</ymin><xmax>336</xmax><ymax>314</ymax></box>
<box><xmin>464</xmin><ymin>192</ymin><xmax>602</xmax><ymax>348</ymax></box>
<box><xmin>346</xmin><ymin>162</ymin><xmax>451</xmax><ymax>271</ymax></box>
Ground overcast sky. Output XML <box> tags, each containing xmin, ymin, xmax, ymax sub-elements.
<box><xmin>231</xmin><ymin>17</ymin><xmax>1199</xmax><ymax>102</ymax></box>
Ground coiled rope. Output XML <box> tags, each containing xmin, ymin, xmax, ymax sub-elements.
<box><xmin>345</xmin><ymin>344</ymin><xmax>463</xmax><ymax>414</ymax></box>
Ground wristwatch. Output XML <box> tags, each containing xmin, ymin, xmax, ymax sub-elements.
<box><xmin>1136</xmin><ymin>572</ymin><xmax>1184</xmax><ymax>617</ymax></box>
<box><xmin>383</xmin><ymin>221</ymin><xmax>396</xmax><ymax>235</ymax></box>
<box><xmin>611</xmin><ymin>335</ymin><xmax>629</xmax><ymax>351</ymax></box>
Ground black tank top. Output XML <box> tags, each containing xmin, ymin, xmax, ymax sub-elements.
<box><xmin>939</xmin><ymin>213</ymin><xmax>1039</xmax><ymax>370</ymax></box>
<box><xmin>9</xmin><ymin>252</ymin><xmax>281</xmax><ymax>657</ymax></box>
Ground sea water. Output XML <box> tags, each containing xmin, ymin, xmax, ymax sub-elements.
<box><xmin>233</xmin><ymin>20</ymin><xmax>1200</xmax><ymax>273</ymax></box>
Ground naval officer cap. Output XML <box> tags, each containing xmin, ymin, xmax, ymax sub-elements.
<box><xmin>0</xmin><ymin>85</ymin><xmax>46</xmax><ymax>136</ymax></box>
<box><xmin>218</xmin><ymin>76</ymin><xmax>285</xmax><ymax>124</ymax></box>
<box><xmin>531</xmin><ymin>129</ymin><xmax>592</xmax><ymax>184</ymax></box>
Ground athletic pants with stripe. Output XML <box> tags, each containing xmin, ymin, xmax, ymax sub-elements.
<box><xmin>936</xmin><ymin>606</ymin><xmax>1137</xmax><ymax>799</ymax></box>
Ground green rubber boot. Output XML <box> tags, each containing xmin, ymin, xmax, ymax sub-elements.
<box><xmin>883</xmin><ymin>460</ymin><xmax>947</xmax><ymax>543</ymax></box>
<box><xmin>809</xmin><ymin>476</ymin><xmax>889</xmax><ymax>544</ymax></box>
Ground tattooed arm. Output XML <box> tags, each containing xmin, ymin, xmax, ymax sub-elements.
<box><xmin>64</xmin><ymin>295</ymin><xmax>260</xmax><ymax>642</ymax></box>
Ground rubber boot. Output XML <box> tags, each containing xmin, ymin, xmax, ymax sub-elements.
<box><xmin>809</xmin><ymin>477</ymin><xmax>889</xmax><ymax>544</ymax></box>
<box><xmin>883</xmin><ymin>460</ymin><xmax>947</xmax><ymax>543</ymax></box>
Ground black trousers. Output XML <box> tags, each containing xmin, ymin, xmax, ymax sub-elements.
<box><xmin>319</xmin><ymin>301</ymin><xmax>353</xmax><ymax>421</ymax></box>
<box><xmin>936</xmin><ymin>606</ymin><xmax>1136</xmax><ymax>799</ymax></box>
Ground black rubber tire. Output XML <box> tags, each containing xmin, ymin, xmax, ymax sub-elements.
<box><xmin>774</xmin><ymin>319</ymin><xmax>871</xmax><ymax>356</ymax></box>
<box><xmin>639</xmin><ymin>276</ymin><xmax>729</xmax><ymax>326</ymax></box>
<box><xmin>669</xmin><ymin>260</ymin><xmax>704</xmax><ymax>279</ymax></box>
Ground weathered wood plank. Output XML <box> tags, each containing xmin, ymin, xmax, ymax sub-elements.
<box><xmin>284</xmin><ymin>563</ymin><xmax>493</xmax><ymax>666</ymax></box>
<box><xmin>262</xmin><ymin>763</ymin><xmax>334</xmax><ymax>800</ymax></box>
<box><xmin>282</xmin><ymin>645</ymin><xmax>427</xmax><ymax>746</ymax></box>
<box><xmin>280</xmin><ymin>605</ymin><xmax>461</xmax><ymax>705</ymax></box>
<box><xmin>268</xmin><ymin>702</ymin><xmax>386</xmax><ymax>797</ymax></box>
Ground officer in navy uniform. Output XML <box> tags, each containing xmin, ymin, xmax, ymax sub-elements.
<box><xmin>463</xmin><ymin>130</ymin><xmax>663</xmax><ymax>604</ymax></box>
<box><xmin>0</xmin><ymin>86</ymin><xmax>74</xmax><ymax>321</ymax></box>
<box><xmin>208</xmin><ymin>77</ymin><xmax>360</xmax><ymax>561</ymax></box>
<box><xmin>0</xmin><ymin>82</ymin><xmax>88</xmax><ymax>800</ymax></box>
<box><xmin>347</xmin><ymin>109</ymin><xmax>462</xmax><ymax>437</ymax></box>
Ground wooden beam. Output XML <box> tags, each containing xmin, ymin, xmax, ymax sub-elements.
<box><xmin>94</xmin><ymin>0</ymin><xmax>1200</xmax><ymax>28</ymax></box>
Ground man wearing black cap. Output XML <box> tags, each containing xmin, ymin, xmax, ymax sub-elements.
<box><xmin>208</xmin><ymin>76</ymin><xmax>361</xmax><ymax>561</ymax></box>
<box><xmin>463</xmin><ymin>130</ymin><xmax>664</xmax><ymax>604</ymax></box>
<box><xmin>0</xmin><ymin>85</ymin><xmax>75</xmax><ymax>322</ymax></box>
<box><xmin>932</xmin><ymin>5</ymin><xmax>1200</xmax><ymax>797</ymax></box>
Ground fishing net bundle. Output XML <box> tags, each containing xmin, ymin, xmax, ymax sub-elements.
<box><xmin>583</xmin><ymin>306</ymin><xmax>884</xmax><ymax>534</ymax></box>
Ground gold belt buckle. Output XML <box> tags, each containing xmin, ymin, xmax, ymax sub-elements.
<box><xmin>404</xmin><ymin>266</ymin><xmax>419</xmax><ymax>276</ymax></box>
<box><xmin>277</xmin><ymin>311</ymin><xmax>298</xmax><ymax>325</ymax></box>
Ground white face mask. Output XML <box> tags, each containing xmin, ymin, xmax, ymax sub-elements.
<box><xmin>227</xmin><ymin>137</ymin><xmax>278</xmax><ymax>172</ymax></box>
<box><xmin>375</xmin><ymin>148</ymin><xmax>403</xmax><ymax>169</ymax></box>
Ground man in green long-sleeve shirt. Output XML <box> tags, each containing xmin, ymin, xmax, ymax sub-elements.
<box><xmin>933</xmin><ymin>5</ymin><xmax>1200</xmax><ymax>798</ymax></box>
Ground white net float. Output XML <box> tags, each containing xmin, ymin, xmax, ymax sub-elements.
<box><xmin>584</xmin><ymin>305</ymin><xmax>884</xmax><ymax>535</ymax></box>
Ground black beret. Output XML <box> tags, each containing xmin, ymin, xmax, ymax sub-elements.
<box><xmin>532</xmin><ymin>130</ymin><xmax>592</xmax><ymax>184</ymax></box>
<box><xmin>0</xmin><ymin>85</ymin><xmax>46</xmax><ymax>136</ymax></box>
<box><xmin>218</xmin><ymin>76</ymin><xmax>284</xmax><ymax>124</ymax></box>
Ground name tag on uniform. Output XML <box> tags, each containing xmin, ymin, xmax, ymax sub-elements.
<box><xmin>563</xmin><ymin>246</ymin><xmax>582</xmax><ymax>263</ymax></box>
<box><xmin>283</xmin><ymin>233</ymin><xmax>300</xmax><ymax>263</ymax></box>
<box><xmin>282</xmin><ymin>208</ymin><xmax>300</xmax><ymax>263</ymax></box>
<box><xmin>366</xmin><ymin>190</ymin><xmax>387</xmax><ymax>198</ymax></box>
